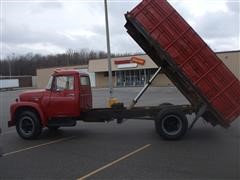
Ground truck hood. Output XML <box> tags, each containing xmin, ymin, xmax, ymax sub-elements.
<box><xmin>19</xmin><ymin>89</ymin><xmax>46</xmax><ymax>102</ymax></box>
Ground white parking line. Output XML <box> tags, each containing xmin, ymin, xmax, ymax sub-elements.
<box><xmin>2</xmin><ymin>136</ymin><xmax>75</xmax><ymax>157</ymax></box>
<box><xmin>77</xmin><ymin>144</ymin><xmax>151</xmax><ymax>180</ymax></box>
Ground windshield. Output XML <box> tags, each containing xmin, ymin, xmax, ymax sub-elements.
<box><xmin>46</xmin><ymin>76</ymin><xmax>53</xmax><ymax>90</ymax></box>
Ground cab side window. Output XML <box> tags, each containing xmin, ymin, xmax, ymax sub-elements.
<box><xmin>54</xmin><ymin>76</ymin><xmax>74</xmax><ymax>91</ymax></box>
<box><xmin>80</xmin><ymin>76</ymin><xmax>90</xmax><ymax>86</ymax></box>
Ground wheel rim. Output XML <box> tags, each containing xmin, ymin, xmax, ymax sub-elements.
<box><xmin>161</xmin><ymin>115</ymin><xmax>182</xmax><ymax>136</ymax></box>
<box><xmin>19</xmin><ymin>116</ymin><xmax>34</xmax><ymax>136</ymax></box>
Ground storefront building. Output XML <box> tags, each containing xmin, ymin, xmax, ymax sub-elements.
<box><xmin>36</xmin><ymin>50</ymin><xmax>240</xmax><ymax>88</ymax></box>
<box><xmin>88</xmin><ymin>55</ymin><xmax>172</xmax><ymax>88</ymax></box>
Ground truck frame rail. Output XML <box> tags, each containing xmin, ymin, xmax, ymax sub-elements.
<box><xmin>80</xmin><ymin>104</ymin><xmax>193</xmax><ymax>123</ymax></box>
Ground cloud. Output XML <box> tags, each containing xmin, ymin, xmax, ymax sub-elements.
<box><xmin>18</xmin><ymin>42</ymin><xmax>65</xmax><ymax>54</ymax></box>
<box><xmin>1</xmin><ymin>0</ymin><xmax>239</xmax><ymax>58</ymax></box>
<box><xmin>1</xmin><ymin>0</ymin><xmax>142</xmax><ymax>57</ymax></box>
<box><xmin>196</xmin><ymin>11</ymin><xmax>239</xmax><ymax>39</ymax></box>
<box><xmin>169</xmin><ymin>0</ymin><xmax>239</xmax><ymax>51</ymax></box>
<box><xmin>1</xmin><ymin>42</ymin><xmax>65</xmax><ymax>57</ymax></box>
<box><xmin>205</xmin><ymin>37</ymin><xmax>239</xmax><ymax>52</ymax></box>
<box><xmin>29</xmin><ymin>1</ymin><xmax>63</xmax><ymax>14</ymax></box>
<box><xmin>39</xmin><ymin>1</ymin><xmax>62</xmax><ymax>9</ymax></box>
<box><xmin>226</xmin><ymin>0</ymin><xmax>240</xmax><ymax>14</ymax></box>
<box><xmin>57</xmin><ymin>29</ymin><xmax>97</xmax><ymax>41</ymax></box>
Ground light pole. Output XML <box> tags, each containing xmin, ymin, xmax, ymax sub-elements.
<box><xmin>104</xmin><ymin>0</ymin><xmax>113</xmax><ymax>98</ymax></box>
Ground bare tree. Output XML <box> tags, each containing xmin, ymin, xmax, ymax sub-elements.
<box><xmin>0</xmin><ymin>49</ymin><xmax>140</xmax><ymax>76</ymax></box>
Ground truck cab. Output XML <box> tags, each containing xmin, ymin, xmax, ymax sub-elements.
<box><xmin>45</xmin><ymin>69</ymin><xmax>92</xmax><ymax>117</ymax></box>
<box><xmin>9</xmin><ymin>69</ymin><xmax>92</xmax><ymax>139</ymax></box>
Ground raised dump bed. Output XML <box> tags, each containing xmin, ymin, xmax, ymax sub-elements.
<box><xmin>125</xmin><ymin>0</ymin><xmax>240</xmax><ymax>127</ymax></box>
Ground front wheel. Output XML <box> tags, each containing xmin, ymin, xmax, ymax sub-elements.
<box><xmin>16</xmin><ymin>111</ymin><xmax>42</xmax><ymax>139</ymax></box>
<box><xmin>155</xmin><ymin>109</ymin><xmax>188</xmax><ymax>140</ymax></box>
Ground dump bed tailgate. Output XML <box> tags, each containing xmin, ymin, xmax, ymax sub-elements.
<box><xmin>125</xmin><ymin>0</ymin><xmax>240</xmax><ymax>127</ymax></box>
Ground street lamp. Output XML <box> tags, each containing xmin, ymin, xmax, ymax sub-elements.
<box><xmin>104</xmin><ymin>0</ymin><xmax>113</xmax><ymax>99</ymax></box>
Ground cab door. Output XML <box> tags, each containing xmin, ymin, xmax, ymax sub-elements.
<box><xmin>79</xmin><ymin>76</ymin><xmax>92</xmax><ymax>112</ymax></box>
<box><xmin>48</xmin><ymin>75</ymin><xmax>79</xmax><ymax>118</ymax></box>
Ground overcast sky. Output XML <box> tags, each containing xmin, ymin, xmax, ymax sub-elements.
<box><xmin>1</xmin><ymin>0</ymin><xmax>239</xmax><ymax>59</ymax></box>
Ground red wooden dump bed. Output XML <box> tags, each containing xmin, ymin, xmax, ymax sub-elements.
<box><xmin>125</xmin><ymin>0</ymin><xmax>240</xmax><ymax>127</ymax></box>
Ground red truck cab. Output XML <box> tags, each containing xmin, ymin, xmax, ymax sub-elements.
<box><xmin>9</xmin><ymin>69</ymin><xmax>92</xmax><ymax>139</ymax></box>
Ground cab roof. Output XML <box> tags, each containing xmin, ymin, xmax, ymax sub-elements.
<box><xmin>53</xmin><ymin>69</ymin><xmax>88</xmax><ymax>76</ymax></box>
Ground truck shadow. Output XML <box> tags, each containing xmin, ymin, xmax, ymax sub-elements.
<box><xmin>38</xmin><ymin>125</ymin><xmax>224</xmax><ymax>142</ymax></box>
<box><xmin>185</xmin><ymin>128</ymin><xmax>220</xmax><ymax>141</ymax></box>
<box><xmin>39</xmin><ymin>128</ymin><xmax>91</xmax><ymax>140</ymax></box>
<box><xmin>146</xmin><ymin>127</ymin><xmax>222</xmax><ymax>143</ymax></box>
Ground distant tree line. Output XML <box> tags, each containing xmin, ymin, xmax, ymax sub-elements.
<box><xmin>0</xmin><ymin>49</ymin><xmax>139</xmax><ymax>76</ymax></box>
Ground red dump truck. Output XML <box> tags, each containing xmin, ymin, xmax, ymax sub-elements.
<box><xmin>9</xmin><ymin>0</ymin><xmax>240</xmax><ymax>140</ymax></box>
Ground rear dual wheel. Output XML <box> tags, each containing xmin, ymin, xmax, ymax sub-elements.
<box><xmin>155</xmin><ymin>109</ymin><xmax>188</xmax><ymax>140</ymax></box>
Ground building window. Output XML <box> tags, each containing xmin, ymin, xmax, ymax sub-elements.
<box><xmin>116</xmin><ymin>68</ymin><xmax>158</xmax><ymax>87</ymax></box>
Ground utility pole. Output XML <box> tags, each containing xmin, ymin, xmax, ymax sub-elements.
<box><xmin>104</xmin><ymin>0</ymin><xmax>113</xmax><ymax>98</ymax></box>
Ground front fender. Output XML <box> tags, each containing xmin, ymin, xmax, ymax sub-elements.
<box><xmin>9</xmin><ymin>102</ymin><xmax>48</xmax><ymax>127</ymax></box>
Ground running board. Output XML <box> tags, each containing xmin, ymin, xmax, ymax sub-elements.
<box><xmin>47</xmin><ymin>119</ymin><xmax>76</xmax><ymax>127</ymax></box>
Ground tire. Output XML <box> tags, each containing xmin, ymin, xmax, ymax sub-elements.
<box><xmin>16</xmin><ymin>111</ymin><xmax>42</xmax><ymax>139</ymax></box>
<box><xmin>155</xmin><ymin>109</ymin><xmax>188</xmax><ymax>140</ymax></box>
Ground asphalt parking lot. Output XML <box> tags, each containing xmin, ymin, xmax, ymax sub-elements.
<box><xmin>0</xmin><ymin>87</ymin><xmax>239</xmax><ymax>179</ymax></box>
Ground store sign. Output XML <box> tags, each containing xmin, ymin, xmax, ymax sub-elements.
<box><xmin>114</xmin><ymin>60</ymin><xmax>131</xmax><ymax>65</ymax></box>
<box><xmin>130</xmin><ymin>57</ymin><xmax>145</xmax><ymax>65</ymax></box>
<box><xmin>117</xmin><ymin>63</ymin><xmax>138</xmax><ymax>69</ymax></box>
<box><xmin>114</xmin><ymin>56</ymin><xmax>145</xmax><ymax>69</ymax></box>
